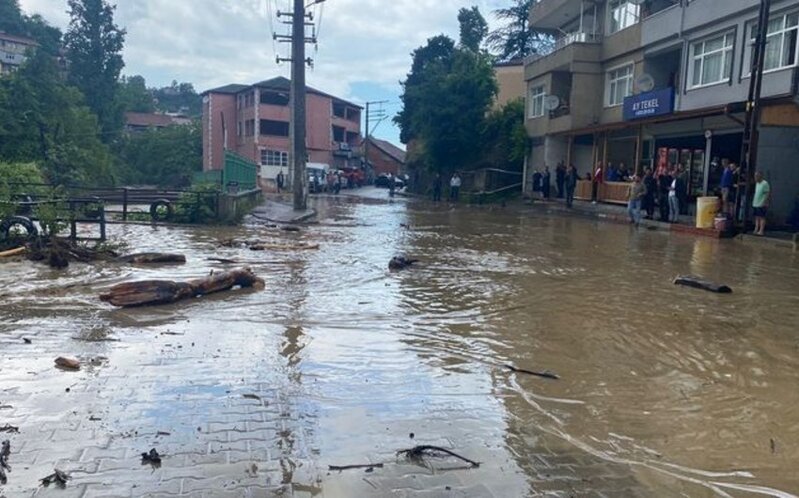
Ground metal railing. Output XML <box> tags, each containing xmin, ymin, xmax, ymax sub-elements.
<box><xmin>523</xmin><ymin>32</ymin><xmax>602</xmax><ymax>65</ymax></box>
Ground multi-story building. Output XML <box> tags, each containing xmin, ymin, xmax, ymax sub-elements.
<box><xmin>494</xmin><ymin>59</ymin><xmax>526</xmax><ymax>108</ymax></box>
<box><xmin>202</xmin><ymin>76</ymin><xmax>362</xmax><ymax>186</ymax></box>
<box><xmin>0</xmin><ymin>32</ymin><xmax>36</xmax><ymax>75</ymax></box>
<box><xmin>362</xmin><ymin>136</ymin><xmax>406</xmax><ymax>177</ymax></box>
<box><xmin>525</xmin><ymin>0</ymin><xmax>799</xmax><ymax>222</ymax></box>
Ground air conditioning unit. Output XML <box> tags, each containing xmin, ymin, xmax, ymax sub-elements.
<box><xmin>339</xmin><ymin>143</ymin><xmax>351</xmax><ymax>151</ymax></box>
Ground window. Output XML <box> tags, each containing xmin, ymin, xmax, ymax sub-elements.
<box><xmin>606</xmin><ymin>63</ymin><xmax>634</xmax><ymax>107</ymax></box>
<box><xmin>244</xmin><ymin>119</ymin><xmax>255</xmax><ymax>137</ymax></box>
<box><xmin>689</xmin><ymin>32</ymin><xmax>734</xmax><ymax>88</ymax></box>
<box><xmin>608</xmin><ymin>0</ymin><xmax>640</xmax><ymax>34</ymax></box>
<box><xmin>748</xmin><ymin>12</ymin><xmax>799</xmax><ymax>73</ymax></box>
<box><xmin>260</xmin><ymin>149</ymin><xmax>288</xmax><ymax>167</ymax></box>
<box><xmin>237</xmin><ymin>121</ymin><xmax>242</xmax><ymax>137</ymax></box>
<box><xmin>332</xmin><ymin>125</ymin><xmax>345</xmax><ymax>142</ymax></box>
<box><xmin>529</xmin><ymin>85</ymin><xmax>545</xmax><ymax>118</ymax></box>
<box><xmin>260</xmin><ymin>119</ymin><xmax>289</xmax><ymax>137</ymax></box>
<box><xmin>260</xmin><ymin>90</ymin><xmax>289</xmax><ymax>106</ymax></box>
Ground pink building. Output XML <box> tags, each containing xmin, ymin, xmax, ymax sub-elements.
<box><xmin>201</xmin><ymin>77</ymin><xmax>362</xmax><ymax>185</ymax></box>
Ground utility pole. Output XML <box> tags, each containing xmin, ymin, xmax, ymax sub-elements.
<box><xmin>737</xmin><ymin>0</ymin><xmax>771</xmax><ymax>228</ymax></box>
<box><xmin>276</xmin><ymin>0</ymin><xmax>321</xmax><ymax>210</ymax></box>
<box><xmin>290</xmin><ymin>0</ymin><xmax>308</xmax><ymax>211</ymax></box>
<box><xmin>363</xmin><ymin>100</ymin><xmax>388</xmax><ymax>180</ymax></box>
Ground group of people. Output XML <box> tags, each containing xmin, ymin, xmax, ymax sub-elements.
<box><xmin>625</xmin><ymin>165</ymin><xmax>688</xmax><ymax>226</ymax></box>
<box><xmin>432</xmin><ymin>173</ymin><xmax>462</xmax><ymax>202</ymax></box>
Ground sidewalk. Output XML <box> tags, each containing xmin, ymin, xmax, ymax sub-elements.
<box><xmin>248</xmin><ymin>196</ymin><xmax>316</xmax><ymax>224</ymax></box>
<box><xmin>525</xmin><ymin>196</ymin><xmax>733</xmax><ymax>238</ymax></box>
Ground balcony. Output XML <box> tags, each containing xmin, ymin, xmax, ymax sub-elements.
<box><xmin>641</xmin><ymin>1</ymin><xmax>683</xmax><ymax>47</ymax></box>
<box><xmin>529</xmin><ymin>0</ymin><xmax>586</xmax><ymax>30</ymax></box>
<box><xmin>524</xmin><ymin>33</ymin><xmax>602</xmax><ymax>80</ymax></box>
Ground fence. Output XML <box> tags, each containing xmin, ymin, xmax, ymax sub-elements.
<box><xmin>195</xmin><ymin>152</ymin><xmax>258</xmax><ymax>192</ymax></box>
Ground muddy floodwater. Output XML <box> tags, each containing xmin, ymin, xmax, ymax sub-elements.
<box><xmin>1</xmin><ymin>190</ymin><xmax>798</xmax><ymax>497</ymax></box>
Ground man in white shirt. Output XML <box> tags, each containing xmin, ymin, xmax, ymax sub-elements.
<box><xmin>450</xmin><ymin>173</ymin><xmax>462</xmax><ymax>202</ymax></box>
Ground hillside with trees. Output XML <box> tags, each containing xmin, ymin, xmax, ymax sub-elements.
<box><xmin>0</xmin><ymin>0</ymin><xmax>203</xmax><ymax>188</ymax></box>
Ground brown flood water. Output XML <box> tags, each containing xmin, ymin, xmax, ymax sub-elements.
<box><xmin>0</xmin><ymin>189</ymin><xmax>798</xmax><ymax>497</ymax></box>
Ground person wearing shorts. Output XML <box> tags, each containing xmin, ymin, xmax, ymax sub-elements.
<box><xmin>752</xmin><ymin>171</ymin><xmax>771</xmax><ymax>236</ymax></box>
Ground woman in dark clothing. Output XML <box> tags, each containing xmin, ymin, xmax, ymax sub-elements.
<box><xmin>658</xmin><ymin>170</ymin><xmax>673</xmax><ymax>222</ymax></box>
<box><xmin>542</xmin><ymin>167</ymin><xmax>551</xmax><ymax>199</ymax></box>
<box><xmin>643</xmin><ymin>167</ymin><xmax>657</xmax><ymax>219</ymax></box>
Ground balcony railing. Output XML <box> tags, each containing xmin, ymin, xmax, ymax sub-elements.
<box><xmin>523</xmin><ymin>32</ymin><xmax>602</xmax><ymax>65</ymax></box>
<box><xmin>642</xmin><ymin>0</ymin><xmax>681</xmax><ymax>20</ymax></box>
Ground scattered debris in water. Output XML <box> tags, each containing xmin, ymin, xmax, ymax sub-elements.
<box><xmin>141</xmin><ymin>448</ymin><xmax>162</xmax><ymax>466</ymax></box>
<box><xmin>674</xmin><ymin>275</ymin><xmax>732</xmax><ymax>294</ymax></box>
<box><xmin>40</xmin><ymin>469</ymin><xmax>70</xmax><ymax>487</ymax></box>
<box><xmin>397</xmin><ymin>445</ymin><xmax>480</xmax><ymax>468</ymax></box>
<box><xmin>328</xmin><ymin>463</ymin><xmax>384</xmax><ymax>472</ymax></box>
<box><xmin>389</xmin><ymin>256</ymin><xmax>418</xmax><ymax>271</ymax></box>
<box><xmin>54</xmin><ymin>357</ymin><xmax>80</xmax><ymax>371</ymax></box>
<box><xmin>0</xmin><ymin>440</ymin><xmax>10</xmax><ymax>484</ymax></box>
<box><xmin>505</xmin><ymin>364</ymin><xmax>560</xmax><ymax>380</ymax></box>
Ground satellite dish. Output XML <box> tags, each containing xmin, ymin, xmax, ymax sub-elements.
<box><xmin>635</xmin><ymin>73</ymin><xmax>655</xmax><ymax>93</ymax></box>
<box><xmin>544</xmin><ymin>95</ymin><xmax>561</xmax><ymax>111</ymax></box>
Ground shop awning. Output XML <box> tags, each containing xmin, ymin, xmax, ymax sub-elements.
<box><xmin>556</xmin><ymin>104</ymin><xmax>733</xmax><ymax>137</ymax></box>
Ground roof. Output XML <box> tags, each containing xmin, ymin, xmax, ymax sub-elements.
<box><xmin>366</xmin><ymin>137</ymin><xmax>406</xmax><ymax>163</ymax></box>
<box><xmin>493</xmin><ymin>58</ymin><xmax>524</xmax><ymax>68</ymax></box>
<box><xmin>203</xmin><ymin>76</ymin><xmax>363</xmax><ymax>109</ymax></box>
<box><xmin>0</xmin><ymin>32</ymin><xmax>37</xmax><ymax>45</ymax></box>
<box><xmin>125</xmin><ymin>112</ymin><xmax>189</xmax><ymax>128</ymax></box>
<box><xmin>203</xmin><ymin>83</ymin><xmax>249</xmax><ymax>95</ymax></box>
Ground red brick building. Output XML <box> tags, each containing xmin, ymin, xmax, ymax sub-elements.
<box><xmin>201</xmin><ymin>77</ymin><xmax>362</xmax><ymax>184</ymax></box>
<box><xmin>363</xmin><ymin>137</ymin><xmax>405</xmax><ymax>177</ymax></box>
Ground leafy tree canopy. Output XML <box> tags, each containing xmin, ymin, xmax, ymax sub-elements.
<box><xmin>486</xmin><ymin>0</ymin><xmax>553</xmax><ymax>61</ymax></box>
<box><xmin>458</xmin><ymin>6</ymin><xmax>488</xmax><ymax>52</ymax></box>
<box><xmin>65</xmin><ymin>0</ymin><xmax>126</xmax><ymax>140</ymax></box>
<box><xmin>118</xmin><ymin>75</ymin><xmax>155</xmax><ymax>113</ymax></box>
<box><xmin>117</xmin><ymin>121</ymin><xmax>202</xmax><ymax>188</ymax></box>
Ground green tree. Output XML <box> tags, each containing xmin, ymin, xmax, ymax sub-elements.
<box><xmin>64</xmin><ymin>0</ymin><xmax>126</xmax><ymax>140</ymax></box>
<box><xmin>486</xmin><ymin>0</ymin><xmax>553</xmax><ymax>61</ymax></box>
<box><xmin>117</xmin><ymin>122</ymin><xmax>202</xmax><ymax>188</ymax></box>
<box><xmin>0</xmin><ymin>51</ymin><xmax>114</xmax><ymax>185</ymax></box>
<box><xmin>0</xmin><ymin>0</ymin><xmax>25</xmax><ymax>34</ymax></box>
<box><xmin>396</xmin><ymin>37</ymin><xmax>497</xmax><ymax>173</ymax></box>
<box><xmin>395</xmin><ymin>35</ymin><xmax>456</xmax><ymax>145</ymax></box>
<box><xmin>152</xmin><ymin>80</ymin><xmax>202</xmax><ymax>116</ymax></box>
<box><xmin>481</xmin><ymin>98</ymin><xmax>528</xmax><ymax>171</ymax></box>
<box><xmin>458</xmin><ymin>6</ymin><xmax>488</xmax><ymax>52</ymax></box>
<box><xmin>119</xmin><ymin>75</ymin><xmax>155</xmax><ymax>113</ymax></box>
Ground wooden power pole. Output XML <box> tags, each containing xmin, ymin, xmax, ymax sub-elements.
<box><xmin>737</xmin><ymin>0</ymin><xmax>771</xmax><ymax>227</ymax></box>
<box><xmin>290</xmin><ymin>0</ymin><xmax>308</xmax><ymax>211</ymax></box>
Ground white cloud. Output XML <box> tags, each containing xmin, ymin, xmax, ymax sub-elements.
<box><xmin>19</xmin><ymin>0</ymin><xmax>507</xmax><ymax>141</ymax></box>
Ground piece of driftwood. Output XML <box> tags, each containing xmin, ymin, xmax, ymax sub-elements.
<box><xmin>389</xmin><ymin>256</ymin><xmax>418</xmax><ymax>271</ymax></box>
<box><xmin>116</xmin><ymin>253</ymin><xmax>186</xmax><ymax>264</ymax></box>
<box><xmin>99</xmin><ymin>268</ymin><xmax>265</xmax><ymax>307</ymax></box>
<box><xmin>0</xmin><ymin>247</ymin><xmax>26</xmax><ymax>258</ymax></box>
<box><xmin>248</xmin><ymin>242</ymin><xmax>319</xmax><ymax>251</ymax></box>
<box><xmin>397</xmin><ymin>445</ymin><xmax>480</xmax><ymax>468</ymax></box>
<box><xmin>40</xmin><ymin>469</ymin><xmax>70</xmax><ymax>487</ymax></box>
<box><xmin>0</xmin><ymin>439</ymin><xmax>10</xmax><ymax>484</ymax></box>
<box><xmin>505</xmin><ymin>364</ymin><xmax>560</xmax><ymax>380</ymax></box>
<box><xmin>674</xmin><ymin>275</ymin><xmax>732</xmax><ymax>294</ymax></box>
<box><xmin>54</xmin><ymin>357</ymin><xmax>80</xmax><ymax>371</ymax></box>
<box><xmin>328</xmin><ymin>463</ymin><xmax>384</xmax><ymax>471</ymax></box>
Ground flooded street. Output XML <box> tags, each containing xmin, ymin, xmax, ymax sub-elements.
<box><xmin>1</xmin><ymin>190</ymin><xmax>798</xmax><ymax>497</ymax></box>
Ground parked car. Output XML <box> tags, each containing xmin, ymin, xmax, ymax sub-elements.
<box><xmin>307</xmin><ymin>165</ymin><xmax>329</xmax><ymax>193</ymax></box>
<box><xmin>375</xmin><ymin>174</ymin><xmax>403</xmax><ymax>189</ymax></box>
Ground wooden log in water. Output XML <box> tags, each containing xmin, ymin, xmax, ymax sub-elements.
<box><xmin>99</xmin><ymin>268</ymin><xmax>264</xmax><ymax>307</ymax></box>
<box><xmin>673</xmin><ymin>275</ymin><xmax>732</xmax><ymax>294</ymax></box>
<box><xmin>0</xmin><ymin>247</ymin><xmax>26</xmax><ymax>258</ymax></box>
<box><xmin>116</xmin><ymin>253</ymin><xmax>187</xmax><ymax>264</ymax></box>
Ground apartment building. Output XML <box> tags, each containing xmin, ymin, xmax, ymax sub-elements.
<box><xmin>494</xmin><ymin>59</ymin><xmax>526</xmax><ymax>108</ymax></box>
<box><xmin>0</xmin><ymin>32</ymin><xmax>36</xmax><ymax>75</ymax></box>
<box><xmin>202</xmin><ymin>77</ymin><xmax>362</xmax><ymax>185</ymax></box>
<box><xmin>525</xmin><ymin>0</ymin><xmax>799</xmax><ymax>222</ymax></box>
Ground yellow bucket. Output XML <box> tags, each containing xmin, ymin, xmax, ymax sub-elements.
<box><xmin>696</xmin><ymin>196</ymin><xmax>720</xmax><ymax>229</ymax></box>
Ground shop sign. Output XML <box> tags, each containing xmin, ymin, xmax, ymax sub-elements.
<box><xmin>623</xmin><ymin>88</ymin><xmax>674</xmax><ymax>121</ymax></box>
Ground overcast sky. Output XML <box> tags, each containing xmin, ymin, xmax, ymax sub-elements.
<box><xmin>18</xmin><ymin>0</ymin><xmax>507</xmax><ymax>146</ymax></box>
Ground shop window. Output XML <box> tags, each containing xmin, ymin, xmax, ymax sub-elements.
<box><xmin>529</xmin><ymin>85</ymin><xmax>545</xmax><ymax>118</ymax></box>
<box><xmin>606</xmin><ymin>63</ymin><xmax>634</xmax><ymax>107</ymax></box>
<box><xmin>689</xmin><ymin>31</ymin><xmax>734</xmax><ymax>89</ymax></box>
<box><xmin>745</xmin><ymin>12</ymin><xmax>799</xmax><ymax>74</ymax></box>
<box><xmin>260</xmin><ymin>119</ymin><xmax>289</xmax><ymax>137</ymax></box>
<box><xmin>608</xmin><ymin>0</ymin><xmax>640</xmax><ymax>34</ymax></box>
<box><xmin>260</xmin><ymin>149</ymin><xmax>288</xmax><ymax>167</ymax></box>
